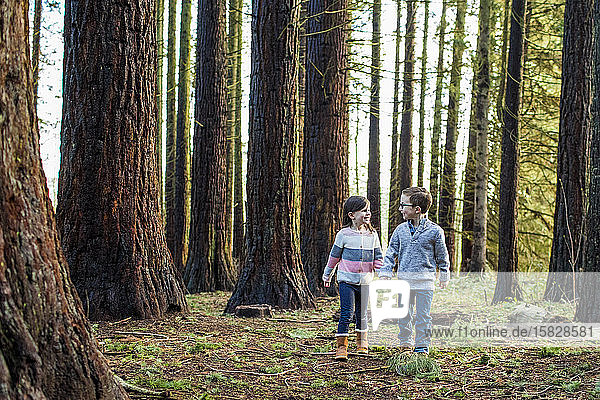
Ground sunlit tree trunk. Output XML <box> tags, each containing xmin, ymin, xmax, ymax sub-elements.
<box><xmin>31</xmin><ymin>0</ymin><xmax>42</xmax><ymax>104</ymax></box>
<box><xmin>58</xmin><ymin>0</ymin><xmax>188</xmax><ymax>320</ymax></box>
<box><xmin>417</xmin><ymin>0</ymin><xmax>430</xmax><ymax>188</ymax></box>
<box><xmin>0</xmin><ymin>2</ymin><xmax>128</xmax><ymax>396</ymax></box>
<box><xmin>368</xmin><ymin>0</ymin><xmax>382</xmax><ymax>230</ymax></box>
<box><xmin>492</xmin><ymin>0</ymin><xmax>526</xmax><ymax>304</ymax></box>
<box><xmin>399</xmin><ymin>0</ymin><xmax>416</xmax><ymax>193</ymax></box>
<box><xmin>544</xmin><ymin>0</ymin><xmax>592</xmax><ymax>302</ymax></box>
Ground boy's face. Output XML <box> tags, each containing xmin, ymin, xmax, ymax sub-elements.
<box><xmin>399</xmin><ymin>194</ymin><xmax>421</xmax><ymax>221</ymax></box>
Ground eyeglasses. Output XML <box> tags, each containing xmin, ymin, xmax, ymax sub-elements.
<box><xmin>399</xmin><ymin>203</ymin><xmax>416</xmax><ymax>208</ymax></box>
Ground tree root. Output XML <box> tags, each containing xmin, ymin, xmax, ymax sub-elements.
<box><xmin>114</xmin><ymin>375</ymin><xmax>171</xmax><ymax>398</ymax></box>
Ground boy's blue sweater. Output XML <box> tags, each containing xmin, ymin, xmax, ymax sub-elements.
<box><xmin>378</xmin><ymin>217</ymin><xmax>450</xmax><ymax>290</ymax></box>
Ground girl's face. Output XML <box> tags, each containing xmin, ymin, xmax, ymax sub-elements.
<box><xmin>349</xmin><ymin>205</ymin><xmax>371</xmax><ymax>229</ymax></box>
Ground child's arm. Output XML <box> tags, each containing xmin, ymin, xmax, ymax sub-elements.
<box><xmin>434</xmin><ymin>227</ymin><xmax>450</xmax><ymax>287</ymax></box>
<box><xmin>322</xmin><ymin>231</ymin><xmax>344</xmax><ymax>285</ymax></box>
<box><xmin>378</xmin><ymin>226</ymin><xmax>400</xmax><ymax>279</ymax></box>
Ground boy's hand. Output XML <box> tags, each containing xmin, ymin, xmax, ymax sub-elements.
<box><xmin>439</xmin><ymin>280</ymin><xmax>448</xmax><ymax>289</ymax></box>
<box><xmin>324</xmin><ymin>281</ymin><xmax>331</xmax><ymax>287</ymax></box>
<box><xmin>378</xmin><ymin>276</ymin><xmax>390</xmax><ymax>280</ymax></box>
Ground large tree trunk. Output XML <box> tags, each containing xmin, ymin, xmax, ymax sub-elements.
<box><xmin>544</xmin><ymin>0</ymin><xmax>592</xmax><ymax>302</ymax></box>
<box><xmin>173</xmin><ymin>0</ymin><xmax>193</xmax><ymax>275</ymax></box>
<box><xmin>429</xmin><ymin>0</ymin><xmax>447</xmax><ymax>223</ymax></box>
<box><xmin>388</xmin><ymin>0</ymin><xmax>402</xmax><ymax>240</ymax></box>
<box><xmin>0</xmin><ymin>2</ymin><xmax>128</xmax><ymax>397</ymax></box>
<box><xmin>165</xmin><ymin>0</ymin><xmax>178</xmax><ymax>258</ymax></box>
<box><xmin>398</xmin><ymin>0</ymin><xmax>416</xmax><ymax>193</ymax></box>
<box><xmin>31</xmin><ymin>0</ymin><xmax>42</xmax><ymax>104</ymax></box>
<box><xmin>575</xmin><ymin>0</ymin><xmax>599</xmax><ymax>322</ymax></box>
<box><xmin>58</xmin><ymin>0</ymin><xmax>188</xmax><ymax>320</ymax></box>
<box><xmin>225</xmin><ymin>0</ymin><xmax>315</xmax><ymax>312</ymax></box>
<box><xmin>156</xmin><ymin>0</ymin><xmax>164</xmax><ymax>216</ymax></box>
<box><xmin>417</xmin><ymin>0</ymin><xmax>430</xmax><ymax>187</ymax></box>
<box><xmin>184</xmin><ymin>0</ymin><xmax>236</xmax><ymax>293</ymax></box>
<box><xmin>438</xmin><ymin>0</ymin><xmax>467</xmax><ymax>272</ymax></box>
<box><xmin>301</xmin><ymin>0</ymin><xmax>349</xmax><ymax>296</ymax></box>
<box><xmin>470</xmin><ymin>0</ymin><xmax>491</xmax><ymax>273</ymax></box>
<box><xmin>367</xmin><ymin>0</ymin><xmax>382</xmax><ymax>230</ymax></box>
<box><xmin>492</xmin><ymin>0</ymin><xmax>526</xmax><ymax>304</ymax></box>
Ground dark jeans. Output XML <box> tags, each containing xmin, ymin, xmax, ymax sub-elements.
<box><xmin>337</xmin><ymin>281</ymin><xmax>368</xmax><ymax>335</ymax></box>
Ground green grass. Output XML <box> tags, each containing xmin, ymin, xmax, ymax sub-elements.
<box><xmin>387</xmin><ymin>353</ymin><xmax>442</xmax><ymax>379</ymax></box>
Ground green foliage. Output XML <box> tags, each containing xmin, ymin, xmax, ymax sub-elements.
<box><xmin>186</xmin><ymin>339</ymin><xmax>222</xmax><ymax>354</ymax></box>
<box><xmin>539</xmin><ymin>346</ymin><xmax>561</xmax><ymax>357</ymax></box>
<box><xmin>286</xmin><ymin>328</ymin><xmax>315</xmax><ymax>339</ymax></box>
<box><xmin>387</xmin><ymin>353</ymin><xmax>441</xmax><ymax>379</ymax></box>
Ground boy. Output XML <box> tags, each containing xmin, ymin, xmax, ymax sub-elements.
<box><xmin>378</xmin><ymin>186</ymin><xmax>450</xmax><ymax>354</ymax></box>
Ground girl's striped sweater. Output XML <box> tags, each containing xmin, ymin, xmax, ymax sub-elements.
<box><xmin>322</xmin><ymin>227</ymin><xmax>384</xmax><ymax>285</ymax></box>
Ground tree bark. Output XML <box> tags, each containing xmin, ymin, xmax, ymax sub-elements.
<box><xmin>173</xmin><ymin>0</ymin><xmax>193</xmax><ymax>275</ymax></box>
<box><xmin>0</xmin><ymin>2</ymin><xmax>128</xmax><ymax>397</ymax></box>
<box><xmin>301</xmin><ymin>0</ymin><xmax>349</xmax><ymax>296</ymax></box>
<box><xmin>575</xmin><ymin>0</ymin><xmax>599</xmax><ymax>322</ymax></box>
<box><xmin>225</xmin><ymin>0</ymin><xmax>315</xmax><ymax>312</ymax></box>
<box><xmin>388</xmin><ymin>0</ymin><xmax>402</xmax><ymax>240</ymax></box>
<box><xmin>398</xmin><ymin>0</ymin><xmax>416</xmax><ymax>193</ymax></box>
<box><xmin>156</xmin><ymin>0</ymin><xmax>164</xmax><ymax>217</ymax></box>
<box><xmin>492</xmin><ymin>0</ymin><xmax>526</xmax><ymax>304</ymax></box>
<box><xmin>367</xmin><ymin>0</ymin><xmax>382</xmax><ymax>230</ymax></box>
<box><xmin>470</xmin><ymin>0</ymin><xmax>491</xmax><ymax>273</ymax></box>
<box><xmin>544</xmin><ymin>0</ymin><xmax>592</xmax><ymax>302</ymax></box>
<box><xmin>58</xmin><ymin>0</ymin><xmax>188</xmax><ymax>320</ymax></box>
<box><xmin>417</xmin><ymin>0</ymin><xmax>430</xmax><ymax>188</ymax></box>
<box><xmin>461</xmin><ymin>79</ymin><xmax>476</xmax><ymax>274</ymax></box>
<box><xmin>31</xmin><ymin>0</ymin><xmax>42</xmax><ymax>104</ymax></box>
<box><xmin>429</xmin><ymin>0</ymin><xmax>447</xmax><ymax>223</ymax></box>
<box><xmin>438</xmin><ymin>0</ymin><xmax>467</xmax><ymax>272</ymax></box>
<box><xmin>184</xmin><ymin>0</ymin><xmax>236</xmax><ymax>293</ymax></box>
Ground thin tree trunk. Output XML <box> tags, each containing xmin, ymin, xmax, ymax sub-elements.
<box><xmin>225</xmin><ymin>0</ymin><xmax>315</xmax><ymax>312</ymax></box>
<box><xmin>368</xmin><ymin>0</ymin><xmax>382</xmax><ymax>230</ymax></box>
<box><xmin>388</xmin><ymin>0</ymin><xmax>402</xmax><ymax>240</ymax></box>
<box><xmin>470</xmin><ymin>0</ymin><xmax>491</xmax><ymax>273</ymax></box>
<box><xmin>0</xmin><ymin>2</ymin><xmax>128</xmax><ymax>396</ymax></box>
<box><xmin>31</xmin><ymin>0</ymin><xmax>42</xmax><ymax>104</ymax></box>
<box><xmin>438</xmin><ymin>0</ymin><xmax>467</xmax><ymax>272</ymax></box>
<box><xmin>399</xmin><ymin>0</ymin><xmax>416</xmax><ymax>193</ymax></box>
<box><xmin>165</xmin><ymin>0</ymin><xmax>178</xmax><ymax>257</ymax></box>
<box><xmin>301</xmin><ymin>0</ymin><xmax>349</xmax><ymax>296</ymax></box>
<box><xmin>429</xmin><ymin>0</ymin><xmax>447</xmax><ymax>223</ymax></box>
<box><xmin>58</xmin><ymin>0</ymin><xmax>188</xmax><ymax>320</ymax></box>
<box><xmin>496</xmin><ymin>0</ymin><xmax>511</xmax><ymax>122</ymax></box>
<box><xmin>461</xmin><ymin>77</ymin><xmax>477</xmax><ymax>274</ymax></box>
<box><xmin>544</xmin><ymin>0</ymin><xmax>592</xmax><ymax>302</ymax></box>
<box><xmin>156</xmin><ymin>0</ymin><xmax>164</xmax><ymax>217</ymax></box>
<box><xmin>417</xmin><ymin>0</ymin><xmax>430</xmax><ymax>187</ymax></box>
<box><xmin>185</xmin><ymin>0</ymin><xmax>236</xmax><ymax>293</ymax></box>
<box><xmin>575</xmin><ymin>0</ymin><xmax>599</xmax><ymax>322</ymax></box>
<box><xmin>492</xmin><ymin>0</ymin><xmax>527</xmax><ymax>304</ymax></box>
<box><xmin>173</xmin><ymin>0</ymin><xmax>192</xmax><ymax>275</ymax></box>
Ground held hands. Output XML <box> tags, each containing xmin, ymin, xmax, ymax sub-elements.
<box><xmin>439</xmin><ymin>280</ymin><xmax>449</xmax><ymax>289</ymax></box>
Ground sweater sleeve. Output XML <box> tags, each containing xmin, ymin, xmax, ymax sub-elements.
<box><xmin>322</xmin><ymin>230</ymin><xmax>344</xmax><ymax>282</ymax></box>
<box><xmin>379</xmin><ymin>226</ymin><xmax>400</xmax><ymax>278</ymax></box>
<box><xmin>373</xmin><ymin>231</ymin><xmax>384</xmax><ymax>270</ymax></box>
<box><xmin>434</xmin><ymin>227</ymin><xmax>450</xmax><ymax>282</ymax></box>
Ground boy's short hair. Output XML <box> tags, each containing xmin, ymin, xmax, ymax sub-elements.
<box><xmin>402</xmin><ymin>187</ymin><xmax>433</xmax><ymax>213</ymax></box>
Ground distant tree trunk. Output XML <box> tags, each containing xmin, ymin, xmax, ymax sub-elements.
<box><xmin>461</xmin><ymin>79</ymin><xmax>476</xmax><ymax>274</ymax></box>
<box><xmin>438</xmin><ymin>0</ymin><xmax>466</xmax><ymax>272</ymax></box>
<box><xmin>226</xmin><ymin>0</ymin><xmax>237</xmax><ymax>260</ymax></box>
<box><xmin>225</xmin><ymin>0</ymin><xmax>315</xmax><ymax>312</ymax></box>
<box><xmin>165</xmin><ymin>0</ymin><xmax>178</xmax><ymax>257</ymax></box>
<box><xmin>417</xmin><ymin>0</ymin><xmax>430</xmax><ymax>188</ymax></box>
<box><xmin>231</xmin><ymin>0</ymin><xmax>245</xmax><ymax>264</ymax></box>
<box><xmin>368</xmin><ymin>0</ymin><xmax>382</xmax><ymax>230</ymax></box>
<box><xmin>0</xmin><ymin>3</ymin><xmax>128</xmax><ymax>396</ymax></box>
<box><xmin>301</xmin><ymin>0</ymin><xmax>349</xmax><ymax>297</ymax></box>
<box><xmin>31</xmin><ymin>0</ymin><xmax>42</xmax><ymax>104</ymax></box>
<box><xmin>156</xmin><ymin>0</ymin><xmax>164</xmax><ymax>215</ymax></box>
<box><xmin>429</xmin><ymin>0</ymin><xmax>447</xmax><ymax>223</ymax></box>
<box><xmin>173</xmin><ymin>0</ymin><xmax>192</xmax><ymax>275</ymax></box>
<box><xmin>388</xmin><ymin>0</ymin><xmax>402</xmax><ymax>240</ymax></box>
<box><xmin>496</xmin><ymin>0</ymin><xmax>510</xmax><ymax>122</ymax></box>
<box><xmin>544</xmin><ymin>0</ymin><xmax>592</xmax><ymax>302</ymax></box>
<box><xmin>470</xmin><ymin>0</ymin><xmax>491</xmax><ymax>273</ymax></box>
<box><xmin>58</xmin><ymin>0</ymin><xmax>188</xmax><ymax>320</ymax></box>
<box><xmin>492</xmin><ymin>0</ymin><xmax>526</xmax><ymax>304</ymax></box>
<box><xmin>398</xmin><ymin>0</ymin><xmax>416</xmax><ymax>193</ymax></box>
<box><xmin>575</xmin><ymin>0</ymin><xmax>599</xmax><ymax>322</ymax></box>
<box><xmin>185</xmin><ymin>0</ymin><xmax>236</xmax><ymax>293</ymax></box>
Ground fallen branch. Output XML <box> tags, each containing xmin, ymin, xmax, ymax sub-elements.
<box><xmin>266</xmin><ymin>318</ymin><xmax>328</xmax><ymax>323</ymax></box>
<box><xmin>206</xmin><ymin>365</ymin><xmax>298</xmax><ymax>377</ymax></box>
<box><xmin>113</xmin><ymin>331</ymin><xmax>168</xmax><ymax>339</ymax></box>
<box><xmin>114</xmin><ymin>375</ymin><xmax>170</xmax><ymax>398</ymax></box>
<box><xmin>339</xmin><ymin>366</ymin><xmax>388</xmax><ymax>375</ymax></box>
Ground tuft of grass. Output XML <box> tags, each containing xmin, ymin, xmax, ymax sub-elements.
<box><xmin>287</xmin><ymin>328</ymin><xmax>315</xmax><ymax>339</ymax></box>
<box><xmin>561</xmin><ymin>381</ymin><xmax>581</xmax><ymax>393</ymax></box>
<box><xmin>186</xmin><ymin>340</ymin><xmax>222</xmax><ymax>354</ymax></box>
<box><xmin>539</xmin><ymin>346</ymin><xmax>561</xmax><ymax>357</ymax></box>
<box><xmin>131</xmin><ymin>375</ymin><xmax>191</xmax><ymax>390</ymax></box>
<box><xmin>387</xmin><ymin>353</ymin><xmax>441</xmax><ymax>379</ymax></box>
<box><xmin>260</xmin><ymin>365</ymin><xmax>284</xmax><ymax>374</ymax></box>
<box><xmin>205</xmin><ymin>372</ymin><xmax>227</xmax><ymax>383</ymax></box>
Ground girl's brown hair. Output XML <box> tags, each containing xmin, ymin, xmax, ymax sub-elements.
<box><xmin>342</xmin><ymin>196</ymin><xmax>374</xmax><ymax>232</ymax></box>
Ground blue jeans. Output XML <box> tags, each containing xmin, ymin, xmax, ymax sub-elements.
<box><xmin>337</xmin><ymin>282</ymin><xmax>368</xmax><ymax>335</ymax></box>
<box><xmin>398</xmin><ymin>289</ymin><xmax>433</xmax><ymax>347</ymax></box>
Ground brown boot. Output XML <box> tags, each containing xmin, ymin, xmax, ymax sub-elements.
<box><xmin>357</xmin><ymin>331</ymin><xmax>368</xmax><ymax>354</ymax></box>
<box><xmin>335</xmin><ymin>336</ymin><xmax>348</xmax><ymax>361</ymax></box>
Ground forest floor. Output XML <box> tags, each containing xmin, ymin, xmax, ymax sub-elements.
<box><xmin>96</xmin><ymin>277</ymin><xmax>600</xmax><ymax>400</ymax></box>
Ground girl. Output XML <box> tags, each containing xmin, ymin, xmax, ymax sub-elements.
<box><xmin>322</xmin><ymin>196</ymin><xmax>383</xmax><ymax>361</ymax></box>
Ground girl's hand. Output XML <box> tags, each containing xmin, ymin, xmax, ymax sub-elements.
<box><xmin>324</xmin><ymin>281</ymin><xmax>331</xmax><ymax>287</ymax></box>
